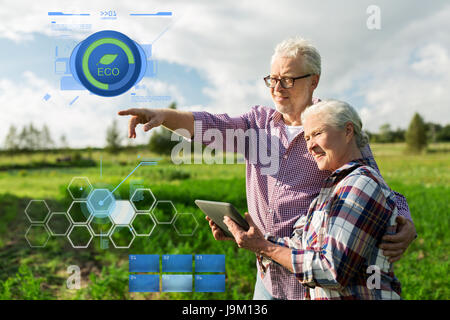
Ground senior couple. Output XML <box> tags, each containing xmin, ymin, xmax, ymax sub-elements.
<box><xmin>118</xmin><ymin>37</ymin><xmax>416</xmax><ymax>300</ymax></box>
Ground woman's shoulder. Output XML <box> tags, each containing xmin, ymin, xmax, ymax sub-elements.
<box><xmin>336</xmin><ymin>164</ymin><xmax>392</xmax><ymax>199</ymax></box>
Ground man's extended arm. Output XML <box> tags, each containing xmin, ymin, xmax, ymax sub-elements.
<box><xmin>118</xmin><ymin>107</ymin><xmax>252</xmax><ymax>153</ymax></box>
<box><xmin>118</xmin><ymin>108</ymin><xmax>194</xmax><ymax>139</ymax></box>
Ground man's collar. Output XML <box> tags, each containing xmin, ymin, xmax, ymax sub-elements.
<box><xmin>271</xmin><ymin>97</ymin><xmax>321</xmax><ymax>125</ymax></box>
<box><xmin>272</xmin><ymin>110</ymin><xmax>283</xmax><ymax>124</ymax></box>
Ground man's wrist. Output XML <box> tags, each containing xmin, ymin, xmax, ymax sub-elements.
<box><xmin>160</xmin><ymin>108</ymin><xmax>170</xmax><ymax>125</ymax></box>
<box><xmin>257</xmin><ymin>240</ymin><xmax>279</xmax><ymax>259</ymax></box>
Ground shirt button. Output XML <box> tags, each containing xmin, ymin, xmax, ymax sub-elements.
<box><xmin>283</xmin><ymin>154</ymin><xmax>288</xmax><ymax>159</ymax></box>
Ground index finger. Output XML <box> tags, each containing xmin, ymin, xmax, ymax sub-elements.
<box><xmin>379</xmin><ymin>241</ymin><xmax>406</xmax><ymax>251</ymax></box>
<box><xmin>382</xmin><ymin>232</ymin><xmax>407</xmax><ymax>243</ymax></box>
<box><xmin>118</xmin><ymin>108</ymin><xmax>141</xmax><ymax>116</ymax></box>
<box><xmin>244</xmin><ymin>212</ymin><xmax>255</xmax><ymax>226</ymax></box>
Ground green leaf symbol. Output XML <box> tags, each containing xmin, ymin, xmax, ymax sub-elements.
<box><xmin>97</xmin><ymin>54</ymin><xmax>118</xmax><ymax>65</ymax></box>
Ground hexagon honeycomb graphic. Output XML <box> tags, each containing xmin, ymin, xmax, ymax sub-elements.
<box><xmin>67</xmin><ymin>201</ymin><xmax>92</xmax><ymax>224</ymax></box>
<box><xmin>88</xmin><ymin>215</ymin><xmax>114</xmax><ymax>237</ymax></box>
<box><xmin>67</xmin><ymin>177</ymin><xmax>93</xmax><ymax>200</ymax></box>
<box><xmin>110</xmin><ymin>225</ymin><xmax>135</xmax><ymax>249</ymax></box>
<box><xmin>131</xmin><ymin>213</ymin><xmax>156</xmax><ymax>236</ymax></box>
<box><xmin>46</xmin><ymin>212</ymin><xmax>72</xmax><ymax>236</ymax></box>
<box><xmin>130</xmin><ymin>188</ymin><xmax>156</xmax><ymax>212</ymax></box>
<box><xmin>173</xmin><ymin>213</ymin><xmax>199</xmax><ymax>236</ymax></box>
<box><xmin>25</xmin><ymin>200</ymin><xmax>51</xmax><ymax>223</ymax></box>
<box><xmin>109</xmin><ymin>200</ymin><xmax>136</xmax><ymax>225</ymax></box>
<box><xmin>151</xmin><ymin>200</ymin><xmax>177</xmax><ymax>224</ymax></box>
<box><xmin>67</xmin><ymin>225</ymin><xmax>93</xmax><ymax>248</ymax></box>
<box><xmin>87</xmin><ymin>188</ymin><xmax>116</xmax><ymax>218</ymax></box>
<box><xmin>25</xmin><ymin>225</ymin><xmax>50</xmax><ymax>248</ymax></box>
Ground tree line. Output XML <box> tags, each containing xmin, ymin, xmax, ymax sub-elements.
<box><xmin>1</xmin><ymin>102</ymin><xmax>179</xmax><ymax>155</ymax></box>
<box><xmin>368</xmin><ymin>120</ymin><xmax>450</xmax><ymax>143</ymax></box>
<box><xmin>2</xmin><ymin>108</ymin><xmax>449</xmax><ymax>155</ymax></box>
<box><xmin>3</xmin><ymin>124</ymin><xmax>69</xmax><ymax>152</ymax></box>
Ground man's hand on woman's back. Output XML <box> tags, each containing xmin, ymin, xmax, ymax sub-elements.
<box><xmin>380</xmin><ymin>216</ymin><xmax>416</xmax><ymax>263</ymax></box>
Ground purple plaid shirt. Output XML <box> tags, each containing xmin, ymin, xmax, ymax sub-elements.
<box><xmin>192</xmin><ymin>102</ymin><xmax>412</xmax><ymax>300</ymax></box>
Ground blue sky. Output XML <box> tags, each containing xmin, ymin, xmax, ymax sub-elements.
<box><xmin>0</xmin><ymin>0</ymin><xmax>449</xmax><ymax>148</ymax></box>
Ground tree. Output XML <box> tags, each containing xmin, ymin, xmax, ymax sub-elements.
<box><xmin>106</xmin><ymin>119</ymin><xmax>122</xmax><ymax>153</ymax></box>
<box><xmin>436</xmin><ymin>124</ymin><xmax>450</xmax><ymax>142</ymax></box>
<box><xmin>28</xmin><ymin>123</ymin><xmax>41</xmax><ymax>150</ymax></box>
<box><xmin>148</xmin><ymin>102</ymin><xmax>180</xmax><ymax>155</ymax></box>
<box><xmin>41</xmin><ymin>125</ymin><xmax>54</xmax><ymax>150</ymax></box>
<box><xmin>425</xmin><ymin>122</ymin><xmax>445</xmax><ymax>142</ymax></box>
<box><xmin>378</xmin><ymin>123</ymin><xmax>394</xmax><ymax>143</ymax></box>
<box><xmin>406</xmin><ymin>112</ymin><xmax>427</xmax><ymax>153</ymax></box>
<box><xmin>60</xmin><ymin>134</ymin><xmax>69</xmax><ymax>150</ymax></box>
<box><xmin>4</xmin><ymin>125</ymin><xmax>19</xmax><ymax>152</ymax></box>
<box><xmin>392</xmin><ymin>128</ymin><xmax>405</xmax><ymax>142</ymax></box>
<box><xmin>18</xmin><ymin>126</ymin><xmax>30</xmax><ymax>150</ymax></box>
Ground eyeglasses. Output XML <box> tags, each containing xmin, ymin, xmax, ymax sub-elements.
<box><xmin>263</xmin><ymin>74</ymin><xmax>312</xmax><ymax>89</ymax></box>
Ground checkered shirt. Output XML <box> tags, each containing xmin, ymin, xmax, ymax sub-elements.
<box><xmin>192</xmin><ymin>102</ymin><xmax>411</xmax><ymax>300</ymax></box>
<box><xmin>265</xmin><ymin>159</ymin><xmax>402</xmax><ymax>299</ymax></box>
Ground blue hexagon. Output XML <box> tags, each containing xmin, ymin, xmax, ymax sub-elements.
<box><xmin>87</xmin><ymin>188</ymin><xmax>116</xmax><ymax>218</ymax></box>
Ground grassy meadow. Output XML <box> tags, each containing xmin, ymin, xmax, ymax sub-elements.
<box><xmin>0</xmin><ymin>143</ymin><xmax>448</xmax><ymax>300</ymax></box>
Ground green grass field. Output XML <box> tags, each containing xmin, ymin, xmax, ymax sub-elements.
<box><xmin>0</xmin><ymin>143</ymin><xmax>448</xmax><ymax>300</ymax></box>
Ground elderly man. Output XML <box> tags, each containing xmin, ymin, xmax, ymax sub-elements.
<box><xmin>118</xmin><ymin>37</ymin><xmax>416</xmax><ymax>300</ymax></box>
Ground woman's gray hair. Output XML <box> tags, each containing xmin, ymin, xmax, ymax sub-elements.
<box><xmin>301</xmin><ymin>99</ymin><xmax>369</xmax><ymax>148</ymax></box>
<box><xmin>271</xmin><ymin>36</ymin><xmax>321</xmax><ymax>75</ymax></box>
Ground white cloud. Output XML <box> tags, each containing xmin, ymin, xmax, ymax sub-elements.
<box><xmin>138</xmin><ymin>78</ymin><xmax>186</xmax><ymax>106</ymax></box>
<box><xmin>360</xmin><ymin>43</ymin><xmax>450</xmax><ymax>131</ymax></box>
<box><xmin>411</xmin><ymin>44</ymin><xmax>449</xmax><ymax>76</ymax></box>
<box><xmin>0</xmin><ymin>0</ymin><xmax>449</xmax><ymax>148</ymax></box>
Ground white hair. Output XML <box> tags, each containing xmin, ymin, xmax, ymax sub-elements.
<box><xmin>271</xmin><ymin>36</ymin><xmax>321</xmax><ymax>75</ymax></box>
<box><xmin>301</xmin><ymin>99</ymin><xmax>369</xmax><ymax>148</ymax></box>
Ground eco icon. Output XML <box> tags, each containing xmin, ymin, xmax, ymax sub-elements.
<box><xmin>70</xmin><ymin>30</ymin><xmax>147</xmax><ymax>97</ymax></box>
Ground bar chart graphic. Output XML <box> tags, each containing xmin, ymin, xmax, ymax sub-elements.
<box><xmin>129</xmin><ymin>254</ymin><xmax>226</xmax><ymax>293</ymax></box>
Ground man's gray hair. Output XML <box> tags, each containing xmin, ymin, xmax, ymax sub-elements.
<box><xmin>271</xmin><ymin>36</ymin><xmax>321</xmax><ymax>75</ymax></box>
<box><xmin>301</xmin><ymin>99</ymin><xmax>369</xmax><ymax>148</ymax></box>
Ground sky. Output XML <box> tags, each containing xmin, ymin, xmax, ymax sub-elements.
<box><xmin>0</xmin><ymin>0</ymin><xmax>449</xmax><ymax>148</ymax></box>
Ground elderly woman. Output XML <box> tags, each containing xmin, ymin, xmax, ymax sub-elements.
<box><xmin>222</xmin><ymin>99</ymin><xmax>401</xmax><ymax>300</ymax></box>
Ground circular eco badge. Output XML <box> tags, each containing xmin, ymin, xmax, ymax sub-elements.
<box><xmin>71</xmin><ymin>30</ymin><xmax>145</xmax><ymax>97</ymax></box>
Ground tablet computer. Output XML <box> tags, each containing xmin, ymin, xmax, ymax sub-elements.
<box><xmin>194</xmin><ymin>200</ymin><xmax>249</xmax><ymax>238</ymax></box>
